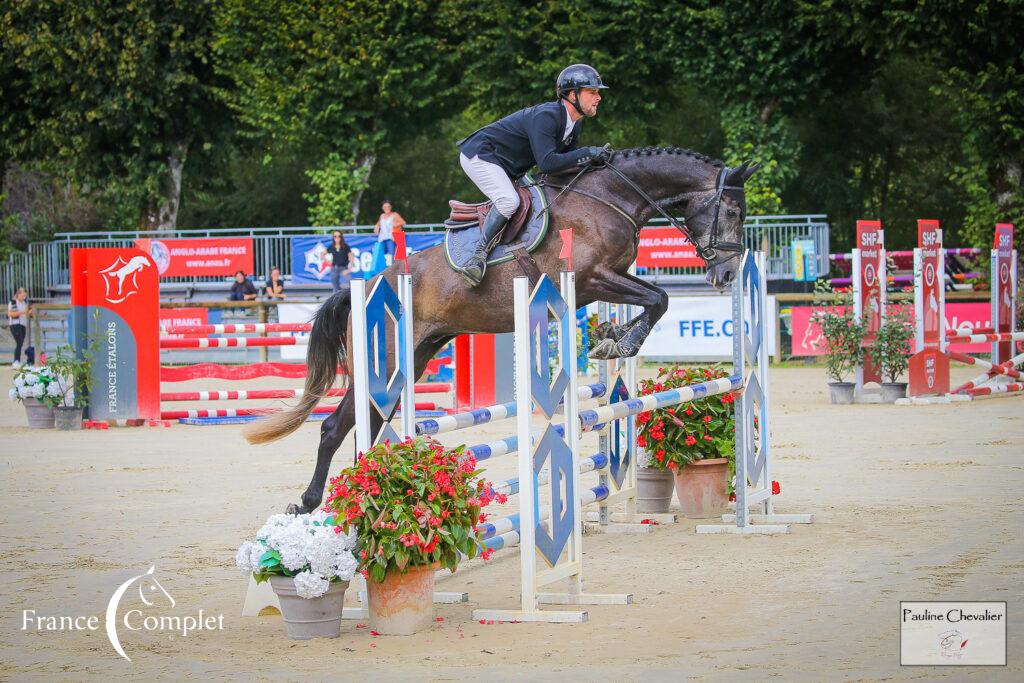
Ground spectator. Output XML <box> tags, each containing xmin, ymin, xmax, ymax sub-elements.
<box><xmin>264</xmin><ymin>266</ymin><xmax>286</xmax><ymax>300</ymax></box>
<box><xmin>7</xmin><ymin>287</ymin><xmax>31</xmax><ymax>368</ymax></box>
<box><xmin>374</xmin><ymin>200</ymin><xmax>406</xmax><ymax>260</ymax></box>
<box><xmin>229</xmin><ymin>270</ymin><xmax>257</xmax><ymax>301</ymax></box>
<box><xmin>327</xmin><ymin>230</ymin><xmax>355</xmax><ymax>293</ymax></box>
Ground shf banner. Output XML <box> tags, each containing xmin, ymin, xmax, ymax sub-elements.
<box><xmin>638</xmin><ymin>295</ymin><xmax>777</xmax><ymax>360</ymax></box>
<box><xmin>636</xmin><ymin>227</ymin><xmax>704</xmax><ymax>268</ymax></box>
<box><xmin>70</xmin><ymin>248</ymin><xmax>160</xmax><ymax>420</ymax></box>
<box><xmin>291</xmin><ymin>233</ymin><xmax>445</xmax><ymax>284</ymax></box>
<box><xmin>135</xmin><ymin>238</ymin><xmax>254</xmax><ymax>278</ymax></box>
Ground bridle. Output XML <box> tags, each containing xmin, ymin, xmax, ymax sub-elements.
<box><xmin>537</xmin><ymin>157</ymin><xmax>747</xmax><ymax>266</ymax></box>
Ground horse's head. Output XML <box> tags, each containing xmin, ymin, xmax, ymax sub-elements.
<box><xmin>684</xmin><ymin>161</ymin><xmax>760</xmax><ymax>289</ymax></box>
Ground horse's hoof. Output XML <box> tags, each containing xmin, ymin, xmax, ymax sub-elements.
<box><xmin>284</xmin><ymin>503</ymin><xmax>302</xmax><ymax>515</ymax></box>
<box><xmin>588</xmin><ymin>338</ymin><xmax>620</xmax><ymax>360</ymax></box>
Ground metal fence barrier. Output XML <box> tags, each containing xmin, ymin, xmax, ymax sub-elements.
<box><xmin>1</xmin><ymin>214</ymin><xmax>829</xmax><ymax>302</ymax></box>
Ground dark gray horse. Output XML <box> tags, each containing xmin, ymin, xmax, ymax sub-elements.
<box><xmin>245</xmin><ymin>148</ymin><xmax>758</xmax><ymax>514</ymax></box>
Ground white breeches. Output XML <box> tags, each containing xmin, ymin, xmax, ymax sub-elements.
<box><xmin>459</xmin><ymin>153</ymin><xmax>520</xmax><ymax>218</ymax></box>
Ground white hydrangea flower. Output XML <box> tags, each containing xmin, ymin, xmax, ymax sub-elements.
<box><xmin>292</xmin><ymin>570</ymin><xmax>330</xmax><ymax>599</ymax></box>
<box><xmin>46</xmin><ymin>382</ymin><xmax>63</xmax><ymax>398</ymax></box>
<box><xmin>235</xmin><ymin>542</ymin><xmax>258</xmax><ymax>572</ymax></box>
<box><xmin>279</xmin><ymin>542</ymin><xmax>308</xmax><ymax>571</ymax></box>
<box><xmin>18</xmin><ymin>386</ymin><xmax>31</xmax><ymax>399</ymax></box>
<box><xmin>333</xmin><ymin>551</ymin><xmax>359</xmax><ymax>581</ymax></box>
<box><xmin>14</xmin><ymin>376</ymin><xmax>24</xmax><ymax>388</ymax></box>
<box><xmin>24</xmin><ymin>373</ymin><xmax>38</xmax><ymax>386</ymax></box>
<box><xmin>31</xmin><ymin>384</ymin><xmax>45</xmax><ymax>398</ymax></box>
<box><xmin>8</xmin><ymin>388</ymin><xmax>16</xmax><ymax>401</ymax></box>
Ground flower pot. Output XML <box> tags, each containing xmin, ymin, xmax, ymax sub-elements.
<box><xmin>828</xmin><ymin>382</ymin><xmax>855</xmax><ymax>405</ymax></box>
<box><xmin>672</xmin><ymin>457</ymin><xmax>730</xmax><ymax>519</ymax></box>
<box><xmin>880</xmin><ymin>382</ymin><xmax>907</xmax><ymax>403</ymax></box>
<box><xmin>269</xmin><ymin>576</ymin><xmax>348</xmax><ymax>640</ymax></box>
<box><xmin>636</xmin><ymin>467</ymin><xmax>675</xmax><ymax>513</ymax></box>
<box><xmin>23</xmin><ymin>398</ymin><xmax>55</xmax><ymax>429</ymax></box>
<box><xmin>53</xmin><ymin>406</ymin><xmax>83</xmax><ymax>431</ymax></box>
<box><xmin>366</xmin><ymin>564</ymin><xmax>436</xmax><ymax>635</ymax></box>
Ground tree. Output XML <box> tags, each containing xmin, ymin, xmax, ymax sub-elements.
<box><xmin>0</xmin><ymin>0</ymin><xmax>231</xmax><ymax>232</ymax></box>
<box><xmin>214</xmin><ymin>0</ymin><xmax>472</xmax><ymax>224</ymax></box>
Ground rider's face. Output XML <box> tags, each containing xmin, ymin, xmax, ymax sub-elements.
<box><xmin>578</xmin><ymin>88</ymin><xmax>602</xmax><ymax>117</ymax></box>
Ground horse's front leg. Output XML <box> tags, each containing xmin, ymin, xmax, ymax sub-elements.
<box><xmin>583</xmin><ymin>270</ymin><xmax>668</xmax><ymax>359</ymax></box>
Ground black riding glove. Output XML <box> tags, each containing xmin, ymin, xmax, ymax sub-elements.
<box><xmin>576</xmin><ymin>146</ymin><xmax>613</xmax><ymax>166</ymax></box>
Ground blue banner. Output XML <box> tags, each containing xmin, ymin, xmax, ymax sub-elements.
<box><xmin>290</xmin><ymin>233</ymin><xmax>445</xmax><ymax>284</ymax></box>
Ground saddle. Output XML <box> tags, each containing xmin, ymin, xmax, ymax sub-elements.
<box><xmin>443</xmin><ymin>177</ymin><xmax>549</xmax><ymax>277</ymax></box>
<box><xmin>445</xmin><ymin>185</ymin><xmax>533</xmax><ymax>246</ymax></box>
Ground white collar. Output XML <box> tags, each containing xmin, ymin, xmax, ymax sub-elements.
<box><xmin>563</xmin><ymin>107</ymin><xmax>575</xmax><ymax>141</ymax></box>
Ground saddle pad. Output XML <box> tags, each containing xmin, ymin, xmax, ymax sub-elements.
<box><xmin>444</xmin><ymin>178</ymin><xmax>549</xmax><ymax>272</ymax></box>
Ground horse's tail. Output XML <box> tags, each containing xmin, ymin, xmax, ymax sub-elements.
<box><xmin>243</xmin><ymin>290</ymin><xmax>351</xmax><ymax>445</ymax></box>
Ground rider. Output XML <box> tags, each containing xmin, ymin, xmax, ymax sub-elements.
<box><xmin>455</xmin><ymin>64</ymin><xmax>611</xmax><ymax>286</ymax></box>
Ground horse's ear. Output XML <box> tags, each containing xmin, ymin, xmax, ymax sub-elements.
<box><xmin>740</xmin><ymin>160</ymin><xmax>761</xmax><ymax>182</ymax></box>
<box><xmin>725</xmin><ymin>161</ymin><xmax>749</xmax><ymax>186</ymax></box>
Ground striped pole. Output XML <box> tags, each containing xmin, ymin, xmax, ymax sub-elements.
<box><xmin>159</xmin><ymin>336</ymin><xmax>310</xmax><ymax>349</ymax></box>
<box><xmin>159</xmin><ymin>385</ymin><xmax>449</xmax><ymax>402</ymax></box>
<box><xmin>481</xmin><ymin>486</ymin><xmax>610</xmax><ymax>550</ymax></box>
<box><xmin>161</xmin><ymin>322</ymin><xmax>311</xmax><ymax>335</ymax></box>
<box><xmin>965</xmin><ymin>382</ymin><xmax>1024</xmax><ymax>397</ymax></box>
<box><xmin>945</xmin><ymin>331</ymin><xmax>1024</xmax><ymax>345</ymax></box>
<box><xmin>415</xmin><ymin>382</ymin><xmax>605</xmax><ymax>436</ymax></box>
<box><xmin>949</xmin><ymin>351</ymin><xmax>1024</xmax><ymax>395</ymax></box>
<box><xmin>945</xmin><ymin>327</ymin><xmax>994</xmax><ymax>338</ymax></box>
<box><xmin>578</xmin><ymin>376</ymin><xmax>742</xmax><ymax>428</ymax></box>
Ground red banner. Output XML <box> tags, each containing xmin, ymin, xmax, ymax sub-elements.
<box><xmin>917</xmin><ymin>220</ymin><xmax>943</xmax><ymax>349</ymax></box>
<box><xmin>993</xmin><ymin>223</ymin><xmax>1015</xmax><ymax>363</ymax></box>
<box><xmin>135</xmin><ymin>238</ymin><xmax>255</xmax><ymax>278</ymax></box>
<box><xmin>159</xmin><ymin>308</ymin><xmax>209</xmax><ymax>339</ymax></box>
<box><xmin>70</xmin><ymin>248</ymin><xmax>160</xmax><ymax>420</ymax></box>
<box><xmin>856</xmin><ymin>221</ymin><xmax>884</xmax><ymax>384</ymax></box>
<box><xmin>791</xmin><ymin>303</ymin><xmax>993</xmax><ymax>356</ymax></box>
<box><xmin>636</xmin><ymin>227</ymin><xmax>704</xmax><ymax>268</ymax></box>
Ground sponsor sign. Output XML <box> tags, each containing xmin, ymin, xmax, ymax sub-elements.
<box><xmin>791</xmin><ymin>239</ymin><xmax>817</xmax><ymax>282</ymax></box>
<box><xmin>158</xmin><ymin>308</ymin><xmax>209</xmax><ymax>339</ymax></box>
<box><xmin>790</xmin><ymin>303</ymin><xmax>993</xmax><ymax>356</ymax></box>
<box><xmin>856</xmin><ymin>220</ymin><xmax>885</xmax><ymax>385</ymax></box>
<box><xmin>70</xmin><ymin>248</ymin><xmax>160</xmax><ymax>420</ymax></box>
<box><xmin>135</xmin><ymin>238</ymin><xmax>254</xmax><ymax>278</ymax></box>
<box><xmin>290</xmin><ymin>233</ymin><xmax>445</xmax><ymax>284</ymax></box>
<box><xmin>638</xmin><ymin>295</ymin><xmax>776</xmax><ymax>359</ymax></box>
<box><xmin>917</xmin><ymin>220</ymin><xmax>943</xmax><ymax>348</ymax></box>
<box><xmin>636</xmin><ymin>227</ymin><xmax>704</xmax><ymax>268</ymax></box>
<box><xmin>992</xmin><ymin>224</ymin><xmax>1015</xmax><ymax>363</ymax></box>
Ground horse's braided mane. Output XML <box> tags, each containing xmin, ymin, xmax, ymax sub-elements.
<box><xmin>613</xmin><ymin>146</ymin><xmax>724</xmax><ymax>168</ymax></box>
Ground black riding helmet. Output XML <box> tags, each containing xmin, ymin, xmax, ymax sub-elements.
<box><xmin>556</xmin><ymin>64</ymin><xmax>608</xmax><ymax>116</ymax></box>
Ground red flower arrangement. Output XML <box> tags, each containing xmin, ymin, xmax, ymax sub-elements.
<box><xmin>325</xmin><ymin>436</ymin><xmax>500</xmax><ymax>583</ymax></box>
<box><xmin>636</xmin><ymin>365</ymin><xmax>737</xmax><ymax>478</ymax></box>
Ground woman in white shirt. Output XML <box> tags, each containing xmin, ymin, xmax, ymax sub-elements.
<box><xmin>373</xmin><ymin>200</ymin><xmax>406</xmax><ymax>259</ymax></box>
<box><xmin>7</xmin><ymin>287</ymin><xmax>31</xmax><ymax>367</ymax></box>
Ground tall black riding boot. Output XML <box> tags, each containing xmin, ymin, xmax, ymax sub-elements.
<box><xmin>460</xmin><ymin>209</ymin><xmax>509</xmax><ymax>287</ymax></box>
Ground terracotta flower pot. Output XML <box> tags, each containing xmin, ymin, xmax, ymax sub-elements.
<box><xmin>269</xmin><ymin>576</ymin><xmax>348</xmax><ymax>640</ymax></box>
<box><xmin>672</xmin><ymin>457</ymin><xmax>730</xmax><ymax>519</ymax></box>
<box><xmin>366</xmin><ymin>564</ymin><xmax>436</xmax><ymax>635</ymax></box>
<box><xmin>636</xmin><ymin>467</ymin><xmax>675</xmax><ymax>513</ymax></box>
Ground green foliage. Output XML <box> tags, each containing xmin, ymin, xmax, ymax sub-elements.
<box><xmin>869</xmin><ymin>307</ymin><xmax>915</xmax><ymax>383</ymax></box>
<box><xmin>811</xmin><ymin>297</ymin><xmax>869</xmax><ymax>383</ymax></box>
<box><xmin>1</xmin><ymin>0</ymin><xmax>230</xmax><ymax>230</ymax></box>
<box><xmin>304</xmin><ymin>153</ymin><xmax>374</xmax><ymax>226</ymax></box>
<box><xmin>46</xmin><ymin>345</ymin><xmax>93</xmax><ymax>409</ymax></box>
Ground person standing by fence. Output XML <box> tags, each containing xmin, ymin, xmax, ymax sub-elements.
<box><xmin>327</xmin><ymin>230</ymin><xmax>355</xmax><ymax>293</ymax></box>
<box><xmin>370</xmin><ymin>200</ymin><xmax>406</xmax><ymax>276</ymax></box>
<box><xmin>7</xmin><ymin>287</ymin><xmax>31</xmax><ymax>367</ymax></box>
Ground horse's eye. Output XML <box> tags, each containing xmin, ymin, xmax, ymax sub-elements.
<box><xmin>726</xmin><ymin>208</ymin><xmax>738</xmax><ymax>219</ymax></box>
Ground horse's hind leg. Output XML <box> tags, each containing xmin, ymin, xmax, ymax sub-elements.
<box><xmin>584</xmin><ymin>270</ymin><xmax>668</xmax><ymax>359</ymax></box>
<box><xmin>287</xmin><ymin>390</ymin><xmax>357</xmax><ymax>514</ymax></box>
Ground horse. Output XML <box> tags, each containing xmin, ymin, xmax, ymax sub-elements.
<box><xmin>245</xmin><ymin>147</ymin><xmax>759</xmax><ymax>514</ymax></box>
